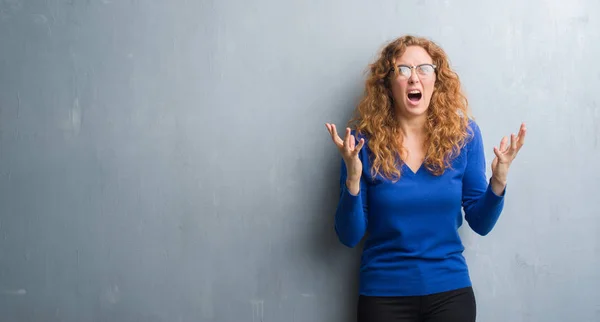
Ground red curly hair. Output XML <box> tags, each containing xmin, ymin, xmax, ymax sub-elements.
<box><xmin>348</xmin><ymin>35</ymin><xmax>471</xmax><ymax>181</ymax></box>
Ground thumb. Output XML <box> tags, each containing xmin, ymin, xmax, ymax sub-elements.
<box><xmin>493</xmin><ymin>146</ymin><xmax>502</xmax><ymax>159</ymax></box>
<box><xmin>354</xmin><ymin>138</ymin><xmax>365</xmax><ymax>154</ymax></box>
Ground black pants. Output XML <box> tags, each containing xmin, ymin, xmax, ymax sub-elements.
<box><xmin>357</xmin><ymin>286</ymin><xmax>476</xmax><ymax>322</ymax></box>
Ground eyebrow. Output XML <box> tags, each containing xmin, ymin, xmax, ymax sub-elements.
<box><xmin>396</xmin><ymin>63</ymin><xmax>433</xmax><ymax>66</ymax></box>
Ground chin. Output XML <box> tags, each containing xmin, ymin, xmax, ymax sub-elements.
<box><xmin>401</xmin><ymin>99</ymin><xmax>429</xmax><ymax>118</ymax></box>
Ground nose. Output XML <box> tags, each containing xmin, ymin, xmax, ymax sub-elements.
<box><xmin>408</xmin><ymin>68</ymin><xmax>420</xmax><ymax>84</ymax></box>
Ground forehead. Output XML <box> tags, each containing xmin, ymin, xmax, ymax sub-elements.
<box><xmin>395</xmin><ymin>46</ymin><xmax>433</xmax><ymax>65</ymax></box>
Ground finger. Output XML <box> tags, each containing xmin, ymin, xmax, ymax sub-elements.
<box><xmin>355</xmin><ymin>138</ymin><xmax>365</xmax><ymax>154</ymax></box>
<box><xmin>343</xmin><ymin>128</ymin><xmax>351</xmax><ymax>150</ymax></box>
<box><xmin>499</xmin><ymin>136</ymin><xmax>508</xmax><ymax>153</ymax></box>
<box><xmin>510</xmin><ymin>133</ymin><xmax>517</xmax><ymax>153</ymax></box>
<box><xmin>517</xmin><ymin>124</ymin><xmax>527</xmax><ymax>149</ymax></box>
<box><xmin>330</xmin><ymin>124</ymin><xmax>344</xmax><ymax>147</ymax></box>
<box><xmin>349</xmin><ymin>134</ymin><xmax>356</xmax><ymax>150</ymax></box>
<box><xmin>515</xmin><ymin>123</ymin><xmax>526</xmax><ymax>139</ymax></box>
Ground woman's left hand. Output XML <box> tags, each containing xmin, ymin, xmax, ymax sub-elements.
<box><xmin>490</xmin><ymin>123</ymin><xmax>527</xmax><ymax>194</ymax></box>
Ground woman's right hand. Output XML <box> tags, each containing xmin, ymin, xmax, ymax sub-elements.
<box><xmin>325</xmin><ymin>123</ymin><xmax>365</xmax><ymax>186</ymax></box>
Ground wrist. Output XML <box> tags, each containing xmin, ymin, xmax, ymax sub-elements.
<box><xmin>345</xmin><ymin>178</ymin><xmax>360</xmax><ymax>196</ymax></box>
<box><xmin>491</xmin><ymin>174</ymin><xmax>506</xmax><ymax>187</ymax></box>
<box><xmin>490</xmin><ymin>175</ymin><xmax>506</xmax><ymax>196</ymax></box>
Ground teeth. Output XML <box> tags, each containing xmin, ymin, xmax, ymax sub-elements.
<box><xmin>409</xmin><ymin>90</ymin><xmax>421</xmax><ymax>94</ymax></box>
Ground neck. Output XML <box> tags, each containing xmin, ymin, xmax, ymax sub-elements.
<box><xmin>397</xmin><ymin>114</ymin><xmax>427</xmax><ymax>138</ymax></box>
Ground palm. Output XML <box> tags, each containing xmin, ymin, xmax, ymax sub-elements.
<box><xmin>491</xmin><ymin>123</ymin><xmax>527</xmax><ymax>182</ymax></box>
<box><xmin>325</xmin><ymin>123</ymin><xmax>365</xmax><ymax>179</ymax></box>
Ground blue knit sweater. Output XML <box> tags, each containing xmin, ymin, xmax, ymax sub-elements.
<box><xmin>334</xmin><ymin>120</ymin><xmax>505</xmax><ymax>296</ymax></box>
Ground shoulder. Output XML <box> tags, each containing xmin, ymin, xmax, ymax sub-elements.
<box><xmin>462</xmin><ymin>118</ymin><xmax>486</xmax><ymax>155</ymax></box>
<box><xmin>466</xmin><ymin>118</ymin><xmax>481</xmax><ymax>137</ymax></box>
<box><xmin>465</xmin><ymin>118</ymin><xmax>483</xmax><ymax>145</ymax></box>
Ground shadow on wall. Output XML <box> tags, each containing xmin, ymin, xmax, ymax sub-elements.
<box><xmin>304</xmin><ymin>152</ymin><xmax>362</xmax><ymax>322</ymax></box>
<box><xmin>300</xmin><ymin>90</ymin><xmax>365</xmax><ymax>321</ymax></box>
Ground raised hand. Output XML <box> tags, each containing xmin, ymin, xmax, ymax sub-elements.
<box><xmin>325</xmin><ymin>123</ymin><xmax>365</xmax><ymax>183</ymax></box>
<box><xmin>491</xmin><ymin>122</ymin><xmax>527</xmax><ymax>192</ymax></box>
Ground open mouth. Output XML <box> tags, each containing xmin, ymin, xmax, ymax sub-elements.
<box><xmin>407</xmin><ymin>90</ymin><xmax>422</xmax><ymax>103</ymax></box>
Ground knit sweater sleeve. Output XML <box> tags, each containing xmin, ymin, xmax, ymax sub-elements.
<box><xmin>462</xmin><ymin>121</ymin><xmax>505</xmax><ymax>236</ymax></box>
<box><xmin>334</xmin><ymin>134</ymin><xmax>369</xmax><ymax>248</ymax></box>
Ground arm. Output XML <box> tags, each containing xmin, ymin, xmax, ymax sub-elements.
<box><xmin>462</xmin><ymin>121</ymin><xmax>505</xmax><ymax>236</ymax></box>
<box><xmin>334</xmin><ymin>154</ymin><xmax>368</xmax><ymax>248</ymax></box>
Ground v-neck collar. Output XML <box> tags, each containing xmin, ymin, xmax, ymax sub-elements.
<box><xmin>402</xmin><ymin>162</ymin><xmax>423</xmax><ymax>176</ymax></box>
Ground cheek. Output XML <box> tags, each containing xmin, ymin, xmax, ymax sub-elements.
<box><xmin>391</xmin><ymin>79</ymin><xmax>407</xmax><ymax>96</ymax></box>
<box><xmin>424</xmin><ymin>80</ymin><xmax>436</xmax><ymax>97</ymax></box>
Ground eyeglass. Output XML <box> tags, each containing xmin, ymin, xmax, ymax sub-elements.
<box><xmin>393</xmin><ymin>64</ymin><xmax>437</xmax><ymax>78</ymax></box>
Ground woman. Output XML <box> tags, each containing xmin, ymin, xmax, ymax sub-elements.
<box><xmin>325</xmin><ymin>35</ymin><xmax>526</xmax><ymax>321</ymax></box>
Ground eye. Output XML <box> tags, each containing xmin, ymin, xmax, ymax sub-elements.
<box><xmin>417</xmin><ymin>64</ymin><xmax>435</xmax><ymax>75</ymax></box>
<box><xmin>398</xmin><ymin>66</ymin><xmax>411</xmax><ymax>76</ymax></box>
